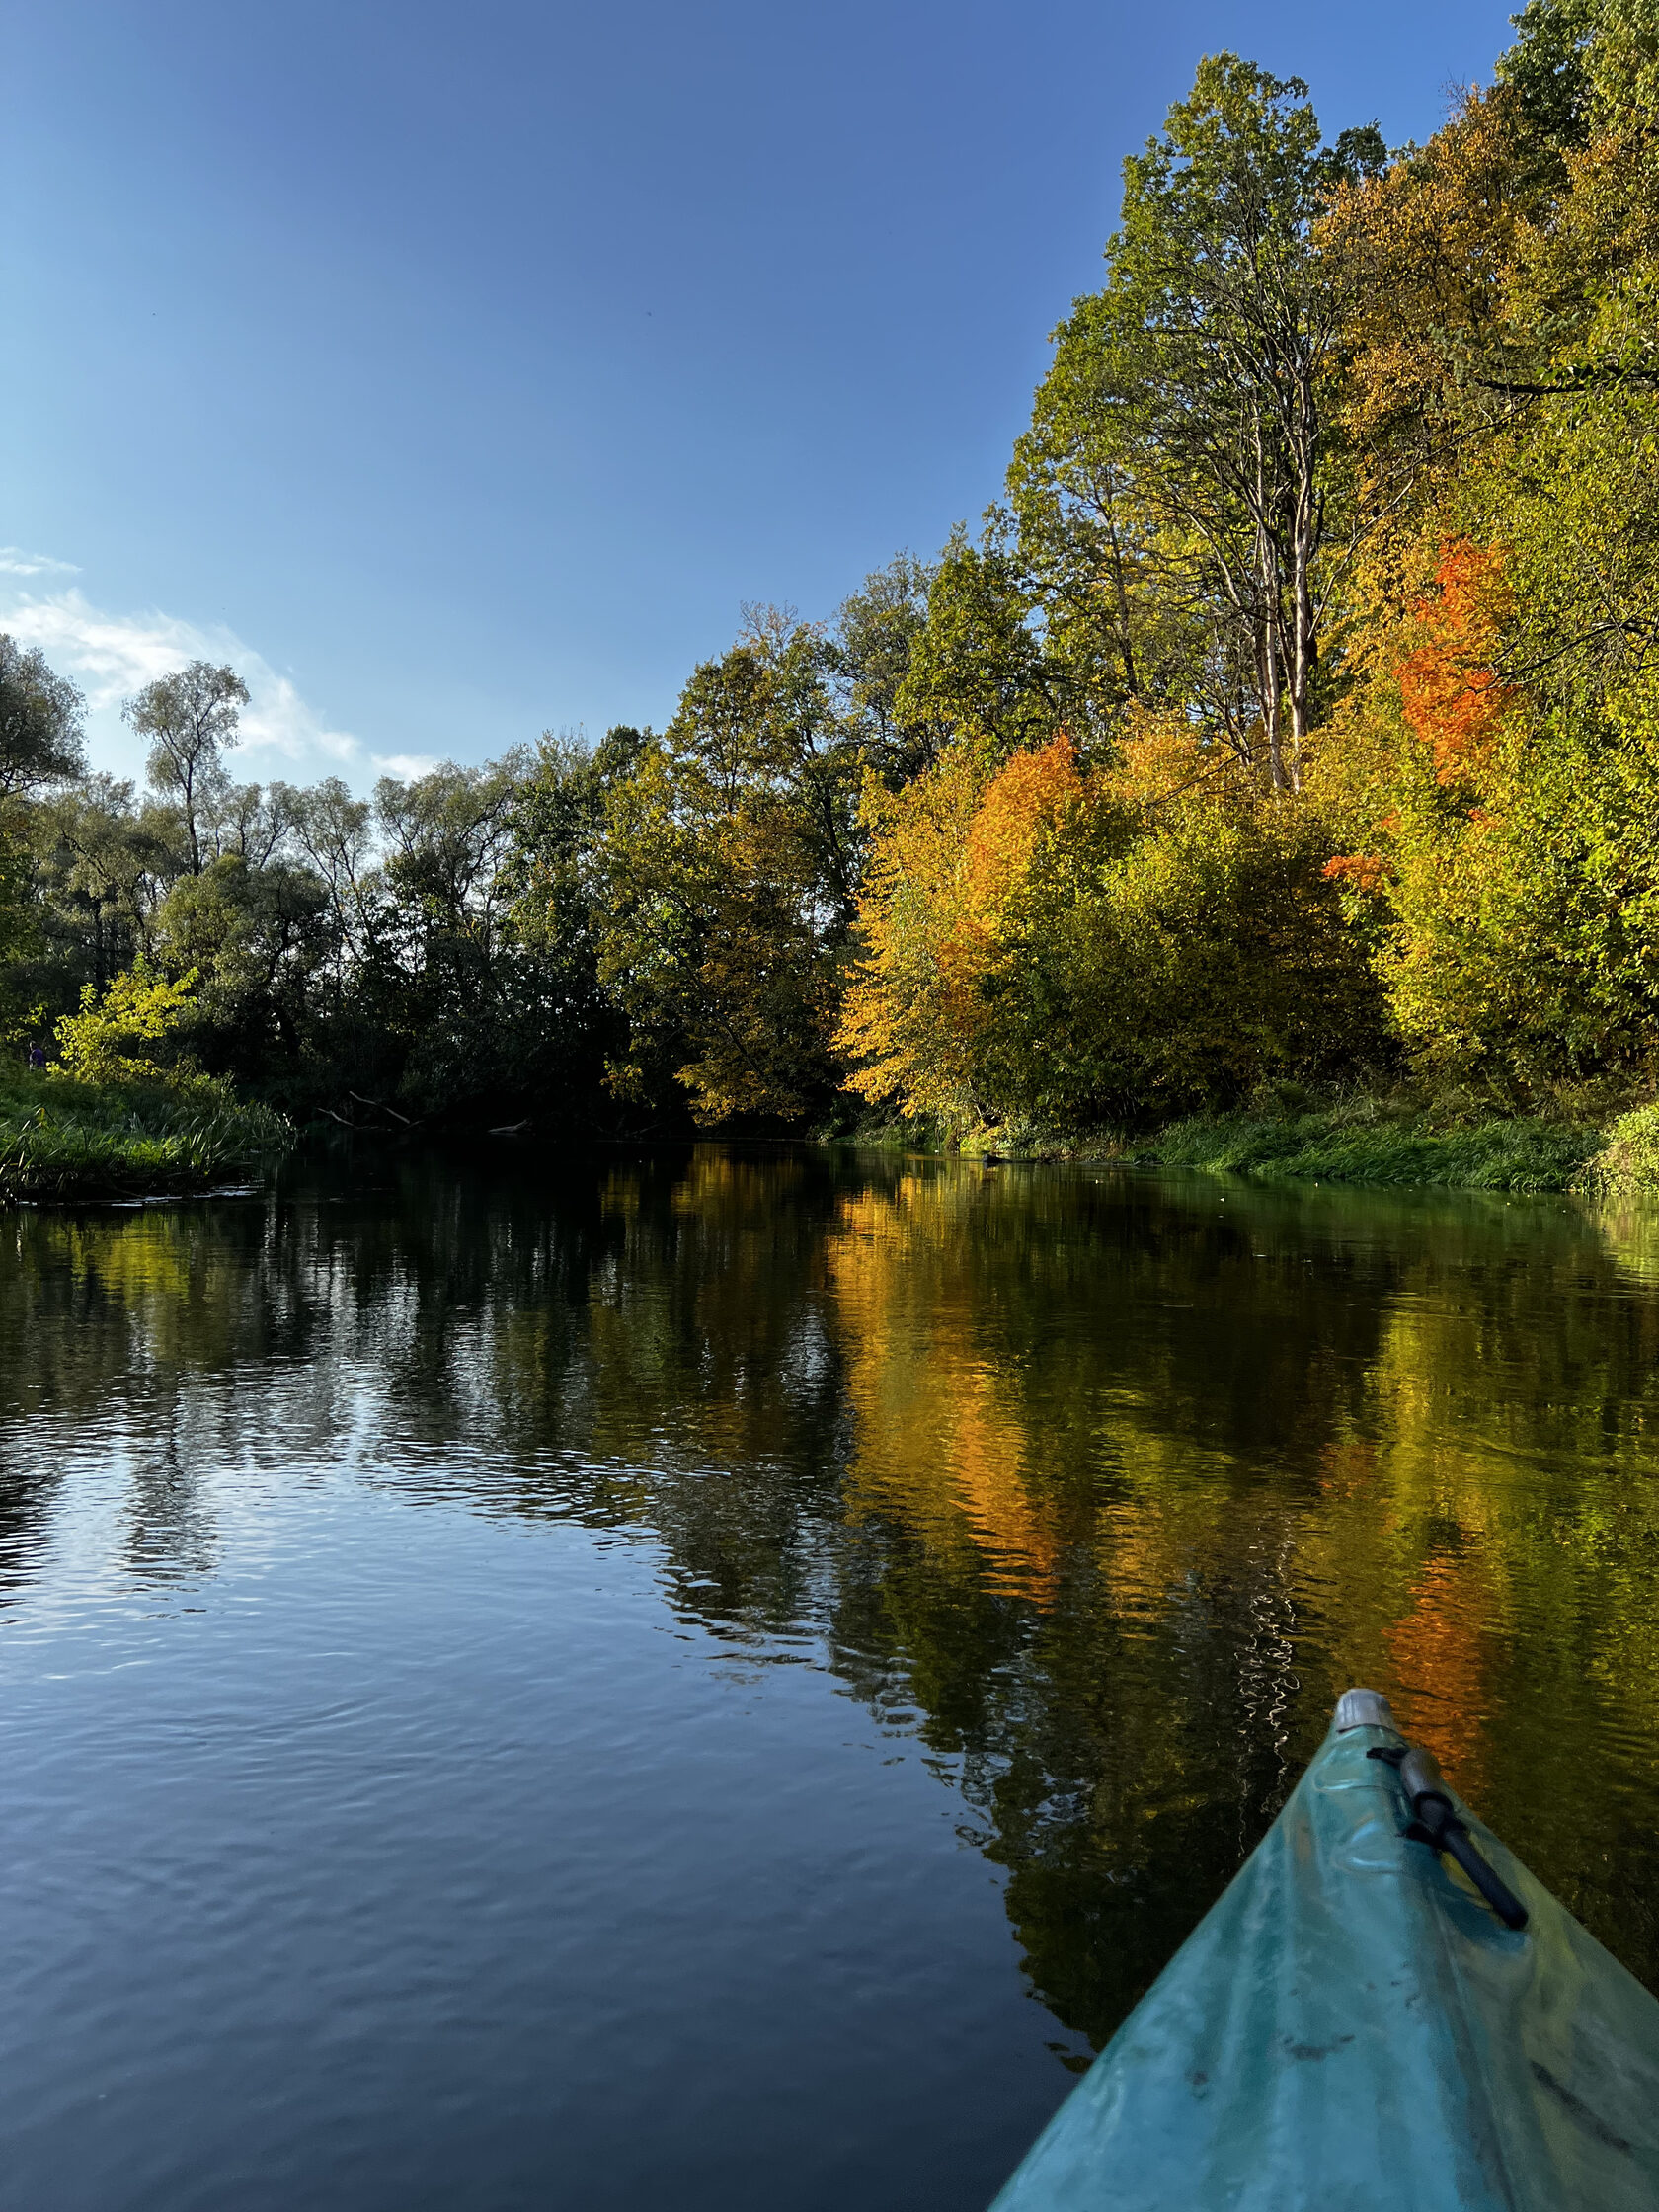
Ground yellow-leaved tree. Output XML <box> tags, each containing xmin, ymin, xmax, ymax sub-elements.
<box><xmin>839</xmin><ymin>722</ymin><xmax>1385</xmax><ymax>1137</ymax></box>
<box><xmin>835</xmin><ymin>735</ymin><xmax>1086</xmax><ymax>1128</ymax></box>
<box><xmin>53</xmin><ymin>967</ymin><xmax>201</xmax><ymax>1086</ymax></box>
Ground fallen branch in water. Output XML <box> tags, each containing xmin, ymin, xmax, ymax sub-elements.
<box><xmin>349</xmin><ymin>1091</ymin><xmax>418</xmax><ymax>1126</ymax></box>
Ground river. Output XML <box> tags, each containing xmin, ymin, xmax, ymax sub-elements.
<box><xmin>3</xmin><ymin>1145</ymin><xmax>1658</xmax><ymax>2209</ymax></box>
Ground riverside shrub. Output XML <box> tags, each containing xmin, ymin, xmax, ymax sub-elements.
<box><xmin>53</xmin><ymin>967</ymin><xmax>201</xmax><ymax>1085</ymax></box>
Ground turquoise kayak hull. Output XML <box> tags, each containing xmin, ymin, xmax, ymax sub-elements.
<box><xmin>989</xmin><ymin>1696</ymin><xmax>1659</xmax><ymax>2210</ymax></box>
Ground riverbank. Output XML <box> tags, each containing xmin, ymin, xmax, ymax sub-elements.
<box><xmin>837</xmin><ymin>1094</ymin><xmax>1659</xmax><ymax>1196</ymax></box>
<box><xmin>0</xmin><ymin>1071</ymin><xmax>293</xmax><ymax>1203</ymax></box>
<box><xmin>1121</xmin><ymin>1102</ymin><xmax>1605</xmax><ymax>1194</ymax></box>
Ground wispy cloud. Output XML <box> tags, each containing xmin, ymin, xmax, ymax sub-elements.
<box><xmin>4</xmin><ymin>591</ymin><xmax>222</xmax><ymax>706</ymax></box>
<box><xmin>370</xmin><ymin>752</ymin><xmax>441</xmax><ymax>783</ymax></box>
<box><xmin>0</xmin><ymin>547</ymin><xmax>81</xmax><ymax>578</ymax></box>
<box><xmin>0</xmin><ymin>584</ymin><xmax>361</xmax><ymax>784</ymax></box>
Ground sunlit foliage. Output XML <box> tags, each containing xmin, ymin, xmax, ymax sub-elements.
<box><xmin>840</xmin><ymin>722</ymin><xmax>1387</xmax><ymax>1134</ymax></box>
<box><xmin>53</xmin><ymin>965</ymin><xmax>201</xmax><ymax>1085</ymax></box>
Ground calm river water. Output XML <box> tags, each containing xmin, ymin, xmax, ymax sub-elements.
<box><xmin>4</xmin><ymin>1145</ymin><xmax>1659</xmax><ymax>2208</ymax></box>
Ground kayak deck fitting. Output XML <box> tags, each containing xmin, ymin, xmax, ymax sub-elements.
<box><xmin>989</xmin><ymin>1689</ymin><xmax>1659</xmax><ymax>2210</ymax></box>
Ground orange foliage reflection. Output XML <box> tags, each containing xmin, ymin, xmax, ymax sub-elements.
<box><xmin>827</xmin><ymin>1178</ymin><xmax>1061</xmax><ymax>1601</ymax></box>
<box><xmin>1384</xmin><ymin>1553</ymin><xmax>1495</xmax><ymax>1800</ymax></box>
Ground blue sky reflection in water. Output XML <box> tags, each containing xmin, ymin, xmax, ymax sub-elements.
<box><xmin>4</xmin><ymin>1146</ymin><xmax>1659</xmax><ymax>2209</ymax></box>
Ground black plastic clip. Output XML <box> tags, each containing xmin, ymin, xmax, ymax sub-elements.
<box><xmin>1368</xmin><ymin>1743</ymin><xmax>1529</xmax><ymax>1931</ymax></box>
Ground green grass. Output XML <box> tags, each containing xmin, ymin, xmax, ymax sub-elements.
<box><xmin>823</xmin><ymin>1091</ymin><xmax>1628</xmax><ymax>1194</ymax></box>
<box><xmin>0</xmin><ymin>1069</ymin><xmax>294</xmax><ymax>1204</ymax></box>
<box><xmin>1126</xmin><ymin>1101</ymin><xmax>1602</xmax><ymax>1194</ymax></box>
<box><xmin>1580</xmin><ymin>1103</ymin><xmax>1659</xmax><ymax>1195</ymax></box>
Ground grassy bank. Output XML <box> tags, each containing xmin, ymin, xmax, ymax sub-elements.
<box><xmin>1123</xmin><ymin>1102</ymin><xmax>1603</xmax><ymax>1194</ymax></box>
<box><xmin>828</xmin><ymin>1094</ymin><xmax>1659</xmax><ymax>1197</ymax></box>
<box><xmin>0</xmin><ymin>1071</ymin><xmax>293</xmax><ymax>1204</ymax></box>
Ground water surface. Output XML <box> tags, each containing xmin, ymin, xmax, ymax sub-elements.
<box><xmin>4</xmin><ymin>1146</ymin><xmax>1659</xmax><ymax>2208</ymax></box>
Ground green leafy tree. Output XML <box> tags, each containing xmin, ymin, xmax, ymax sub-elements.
<box><xmin>367</xmin><ymin>753</ymin><xmax>561</xmax><ymax>1112</ymax></box>
<box><xmin>596</xmin><ymin>615</ymin><xmax>861</xmax><ymax>1123</ymax></box>
<box><xmin>830</xmin><ymin>553</ymin><xmax>937</xmax><ymax>784</ymax></box>
<box><xmin>1499</xmin><ymin>0</ymin><xmax>1659</xmax><ymax>149</ymax></box>
<box><xmin>0</xmin><ymin>638</ymin><xmax>90</xmax><ymax>1003</ymax></box>
<box><xmin>28</xmin><ymin>776</ymin><xmax>169</xmax><ymax>992</ymax></box>
<box><xmin>498</xmin><ymin>732</ymin><xmax>633</xmax><ymax>1123</ymax></box>
<box><xmin>153</xmin><ymin>854</ymin><xmax>332</xmax><ymax>1071</ymax></box>
<box><xmin>282</xmin><ymin>777</ymin><xmax>379</xmax><ymax>982</ymax></box>
<box><xmin>123</xmin><ymin>661</ymin><xmax>250</xmax><ymax>876</ymax></box>
<box><xmin>892</xmin><ymin>522</ymin><xmax>1056</xmax><ymax>762</ymax></box>
<box><xmin>1037</xmin><ymin>57</ymin><xmax>1384</xmax><ymax>786</ymax></box>
<box><xmin>0</xmin><ymin>635</ymin><xmax>86</xmax><ymax>796</ymax></box>
<box><xmin>1009</xmin><ymin>315</ymin><xmax>1196</xmax><ymax>734</ymax></box>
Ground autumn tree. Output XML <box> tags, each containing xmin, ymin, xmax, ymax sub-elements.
<box><xmin>1311</xmin><ymin>0</ymin><xmax>1659</xmax><ymax>1102</ymax></box>
<box><xmin>835</xmin><ymin>735</ymin><xmax>1087</xmax><ymax>1128</ymax></box>
<box><xmin>839</xmin><ymin>723</ymin><xmax>1383</xmax><ymax>1135</ymax></box>
<box><xmin>1020</xmin><ymin>58</ymin><xmax>1384</xmax><ymax>788</ymax></box>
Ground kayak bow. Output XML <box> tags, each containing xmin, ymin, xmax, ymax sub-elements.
<box><xmin>989</xmin><ymin>1689</ymin><xmax>1659</xmax><ymax>2210</ymax></box>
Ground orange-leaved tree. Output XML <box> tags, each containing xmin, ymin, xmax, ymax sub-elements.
<box><xmin>835</xmin><ymin>734</ymin><xmax>1084</xmax><ymax>1129</ymax></box>
<box><xmin>840</xmin><ymin>718</ymin><xmax>1386</xmax><ymax>1134</ymax></box>
<box><xmin>1394</xmin><ymin>540</ymin><xmax>1516</xmax><ymax>789</ymax></box>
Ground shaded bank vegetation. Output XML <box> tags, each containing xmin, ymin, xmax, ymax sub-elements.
<box><xmin>6</xmin><ymin>3</ymin><xmax>1659</xmax><ymax>1188</ymax></box>
<box><xmin>0</xmin><ymin>1068</ymin><xmax>290</xmax><ymax>1204</ymax></box>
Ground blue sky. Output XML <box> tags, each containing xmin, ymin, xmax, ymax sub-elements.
<box><xmin>3</xmin><ymin>0</ymin><xmax>1517</xmax><ymax>790</ymax></box>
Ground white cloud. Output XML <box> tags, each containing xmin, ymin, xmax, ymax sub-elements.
<box><xmin>5</xmin><ymin>590</ymin><xmax>216</xmax><ymax>707</ymax></box>
<box><xmin>370</xmin><ymin>752</ymin><xmax>441</xmax><ymax>783</ymax></box>
<box><xmin>0</xmin><ymin>584</ymin><xmax>362</xmax><ymax>787</ymax></box>
<box><xmin>0</xmin><ymin>547</ymin><xmax>80</xmax><ymax>578</ymax></box>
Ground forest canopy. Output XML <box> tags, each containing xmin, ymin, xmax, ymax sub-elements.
<box><xmin>7</xmin><ymin>0</ymin><xmax>1659</xmax><ymax>1144</ymax></box>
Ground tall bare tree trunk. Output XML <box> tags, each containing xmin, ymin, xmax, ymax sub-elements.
<box><xmin>1253</xmin><ymin>412</ymin><xmax>1291</xmax><ymax>792</ymax></box>
<box><xmin>1102</xmin><ymin>497</ymin><xmax>1140</xmax><ymax>699</ymax></box>
<box><xmin>1286</xmin><ymin>360</ymin><xmax>1320</xmax><ymax>787</ymax></box>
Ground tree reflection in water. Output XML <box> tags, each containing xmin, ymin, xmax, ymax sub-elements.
<box><xmin>4</xmin><ymin>1143</ymin><xmax>1659</xmax><ymax>2049</ymax></box>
